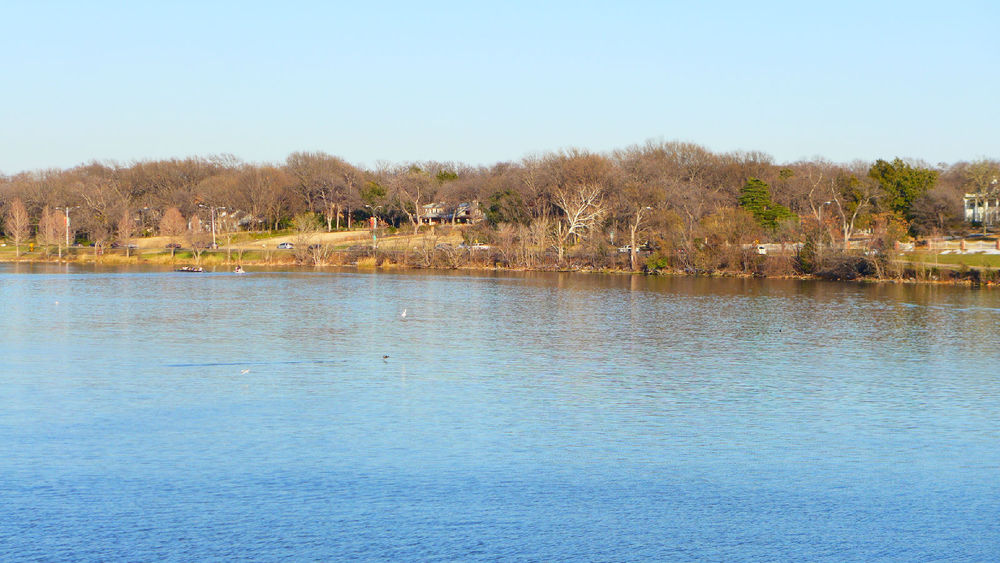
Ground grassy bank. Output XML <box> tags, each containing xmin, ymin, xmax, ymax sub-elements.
<box><xmin>901</xmin><ymin>251</ymin><xmax>1000</xmax><ymax>269</ymax></box>
<box><xmin>3</xmin><ymin>239</ymin><xmax>1000</xmax><ymax>287</ymax></box>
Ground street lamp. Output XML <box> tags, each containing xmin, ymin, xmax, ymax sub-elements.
<box><xmin>198</xmin><ymin>204</ymin><xmax>224</xmax><ymax>248</ymax></box>
<box><xmin>55</xmin><ymin>206</ymin><xmax>80</xmax><ymax>247</ymax></box>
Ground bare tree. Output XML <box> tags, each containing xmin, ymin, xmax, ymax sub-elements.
<box><xmin>614</xmin><ymin>146</ymin><xmax>665</xmax><ymax>270</ymax></box>
<box><xmin>390</xmin><ymin>165</ymin><xmax>436</xmax><ymax>235</ymax></box>
<box><xmin>829</xmin><ymin>167</ymin><xmax>880</xmax><ymax>247</ymax></box>
<box><xmin>159</xmin><ymin>207</ymin><xmax>187</xmax><ymax>236</ymax></box>
<box><xmin>552</xmin><ymin>183</ymin><xmax>605</xmax><ymax>262</ymax></box>
<box><xmin>38</xmin><ymin>205</ymin><xmax>63</xmax><ymax>257</ymax></box>
<box><xmin>116</xmin><ymin>209</ymin><xmax>135</xmax><ymax>257</ymax></box>
<box><xmin>645</xmin><ymin>142</ymin><xmax>726</xmax><ymax>247</ymax></box>
<box><xmin>185</xmin><ymin>215</ymin><xmax>210</xmax><ymax>262</ymax></box>
<box><xmin>491</xmin><ymin>223</ymin><xmax>520</xmax><ymax>266</ymax></box>
<box><xmin>286</xmin><ymin>152</ymin><xmax>363</xmax><ymax>231</ymax></box>
<box><xmin>699</xmin><ymin>207</ymin><xmax>763</xmax><ymax>273</ymax></box>
<box><xmin>623</xmin><ymin>203</ymin><xmax>654</xmax><ymax>270</ymax></box>
<box><xmin>4</xmin><ymin>198</ymin><xmax>30</xmax><ymax>257</ymax></box>
<box><xmin>236</xmin><ymin>166</ymin><xmax>294</xmax><ymax>231</ymax></box>
<box><xmin>782</xmin><ymin>160</ymin><xmax>836</xmax><ymax>224</ymax></box>
<box><xmin>159</xmin><ymin>206</ymin><xmax>187</xmax><ymax>255</ymax></box>
<box><xmin>290</xmin><ymin>212</ymin><xmax>329</xmax><ymax>265</ymax></box>
<box><xmin>963</xmin><ymin>159</ymin><xmax>1000</xmax><ymax>195</ymax></box>
<box><xmin>525</xmin><ymin>218</ymin><xmax>553</xmax><ymax>268</ymax></box>
<box><xmin>76</xmin><ymin>169</ymin><xmax>128</xmax><ymax>251</ymax></box>
<box><xmin>911</xmin><ymin>186</ymin><xmax>963</xmax><ymax>236</ymax></box>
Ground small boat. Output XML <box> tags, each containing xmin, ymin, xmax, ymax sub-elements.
<box><xmin>176</xmin><ymin>266</ymin><xmax>205</xmax><ymax>272</ymax></box>
<box><xmin>234</xmin><ymin>266</ymin><xmax>245</xmax><ymax>274</ymax></box>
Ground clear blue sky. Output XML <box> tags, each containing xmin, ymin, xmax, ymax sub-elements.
<box><xmin>2</xmin><ymin>0</ymin><xmax>998</xmax><ymax>173</ymax></box>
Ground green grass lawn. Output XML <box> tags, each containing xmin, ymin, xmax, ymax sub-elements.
<box><xmin>904</xmin><ymin>252</ymin><xmax>1000</xmax><ymax>268</ymax></box>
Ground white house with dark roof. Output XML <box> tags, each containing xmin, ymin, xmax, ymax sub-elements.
<box><xmin>964</xmin><ymin>193</ymin><xmax>1000</xmax><ymax>226</ymax></box>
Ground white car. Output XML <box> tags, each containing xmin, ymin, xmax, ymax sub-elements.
<box><xmin>459</xmin><ymin>243</ymin><xmax>490</xmax><ymax>250</ymax></box>
<box><xmin>619</xmin><ymin>243</ymin><xmax>652</xmax><ymax>253</ymax></box>
<box><xmin>277</xmin><ymin>242</ymin><xmax>294</xmax><ymax>249</ymax></box>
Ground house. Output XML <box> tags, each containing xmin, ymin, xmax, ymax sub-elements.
<box><xmin>420</xmin><ymin>203</ymin><xmax>447</xmax><ymax>224</ymax></box>
<box><xmin>420</xmin><ymin>201</ymin><xmax>483</xmax><ymax>224</ymax></box>
<box><xmin>964</xmin><ymin>193</ymin><xmax>1000</xmax><ymax>226</ymax></box>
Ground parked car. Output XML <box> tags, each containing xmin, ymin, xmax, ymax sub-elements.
<box><xmin>618</xmin><ymin>243</ymin><xmax>653</xmax><ymax>253</ymax></box>
<box><xmin>165</xmin><ymin>243</ymin><xmax>182</xmax><ymax>249</ymax></box>
<box><xmin>277</xmin><ymin>242</ymin><xmax>294</xmax><ymax>249</ymax></box>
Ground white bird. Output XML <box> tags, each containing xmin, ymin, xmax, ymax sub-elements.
<box><xmin>400</xmin><ymin>309</ymin><xmax>407</xmax><ymax>319</ymax></box>
<box><xmin>241</xmin><ymin>369</ymin><xmax>250</xmax><ymax>374</ymax></box>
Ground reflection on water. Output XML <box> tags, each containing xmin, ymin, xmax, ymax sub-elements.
<box><xmin>1</xmin><ymin>263</ymin><xmax>999</xmax><ymax>561</ymax></box>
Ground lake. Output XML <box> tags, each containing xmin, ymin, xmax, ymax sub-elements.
<box><xmin>1</xmin><ymin>263</ymin><xmax>998</xmax><ymax>561</ymax></box>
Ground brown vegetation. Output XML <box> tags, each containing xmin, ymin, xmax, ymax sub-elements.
<box><xmin>0</xmin><ymin>143</ymin><xmax>997</xmax><ymax>281</ymax></box>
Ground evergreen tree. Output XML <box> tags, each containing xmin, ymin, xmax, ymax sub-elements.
<box><xmin>868</xmin><ymin>158</ymin><xmax>937</xmax><ymax>219</ymax></box>
<box><xmin>738</xmin><ymin>177</ymin><xmax>793</xmax><ymax>230</ymax></box>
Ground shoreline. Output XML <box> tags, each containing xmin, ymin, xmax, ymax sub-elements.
<box><xmin>1</xmin><ymin>250</ymin><xmax>994</xmax><ymax>288</ymax></box>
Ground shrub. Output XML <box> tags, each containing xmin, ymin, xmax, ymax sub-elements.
<box><xmin>795</xmin><ymin>238</ymin><xmax>819</xmax><ymax>274</ymax></box>
<box><xmin>644</xmin><ymin>254</ymin><xmax>671</xmax><ymax>273</ymax></box>
<box><xmin>816</xmin><ymin>256</ymin><xmax>876</xmax><ymax>280</ymax></box>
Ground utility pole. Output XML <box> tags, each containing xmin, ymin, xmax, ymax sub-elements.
<box><xmin>56</xmin><ymin>206</ymin><xmax>80</xmax><ymax>247</ymax></box>
<box><xmin>198</xmin><ymin>204</ymin><xmax>221</xmax><ymax>248</ymax></box>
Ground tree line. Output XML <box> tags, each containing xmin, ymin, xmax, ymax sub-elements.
<box><xmin>2</xmin><ymin>142</ymin><xmax>998</xmax><ymax>272</ymax></box>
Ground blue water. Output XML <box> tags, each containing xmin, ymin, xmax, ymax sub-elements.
<box><xmin>2</xmin><ymin>263</ymin><xmax>999</xmax><ymax>561</ymax></box>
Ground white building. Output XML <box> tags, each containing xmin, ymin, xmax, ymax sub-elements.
<box><xmin>964</xmin><ymin>193</ymin><xmax>1000</xmax><ymax>226</ymax></box>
